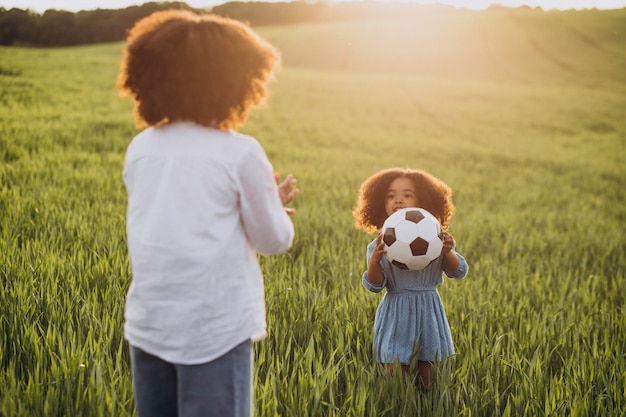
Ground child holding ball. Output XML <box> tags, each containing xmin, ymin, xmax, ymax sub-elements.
<box><xmin>118</xmin><ymin>10</ymin><xmax>298</xmax><ymax>417</ymax></box>
<box><xmin>353</xmin><ymin>167</ymin><xmax>468</xmax><ymax>389</ymax></box>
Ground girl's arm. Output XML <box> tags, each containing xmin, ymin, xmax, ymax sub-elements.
<box><xmin>442</xmin><ymin>250</ymin><xmax>459</xmax><ymax>272</ymax></box>
<box><xmin>366</xmin><ymin>233</ymin><xmax>385</xmax><ymax>285</ymax></box>
<box><xmin>441</xmin><ymin>231</ymin><xmax>468</xmax><ymax>279</ymax></box>
<box><xmin>362</xmin><ymin>234</ymin><xmax>387</xmax><ymax>293</ymax></box>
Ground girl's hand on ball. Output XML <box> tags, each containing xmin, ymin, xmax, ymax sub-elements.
<box><xmin>441</xmin><ymin>231</ymin><xmax>454</xmax><ymax>254</ymax></box>
<box><xmin>371</xmin><ymin>233</ymin><xmax>386</xmax><ymax>263</ymax></box>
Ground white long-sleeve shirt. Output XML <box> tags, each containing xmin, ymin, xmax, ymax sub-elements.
<box><xmin>123</xmin><ymin>122</ymin><xmax>294</xmax><ymax>364</ymax></box>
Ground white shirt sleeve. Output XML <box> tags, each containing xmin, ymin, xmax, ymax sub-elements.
<box><xmin>236</xmin><ymin>141</ymin><xmax>294</xmax><ymax>256</ymax></box>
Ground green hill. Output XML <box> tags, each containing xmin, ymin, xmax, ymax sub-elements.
<box><xmin>258</xmin><ymin>7</ymin><xmax>626</xmax><ymax>86</ymax></box>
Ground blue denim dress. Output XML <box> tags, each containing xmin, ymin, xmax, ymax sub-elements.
<box><xmin>362</xmin><ymin>239</ymin><xmax>468</xmax><ymax>363</ymax></box>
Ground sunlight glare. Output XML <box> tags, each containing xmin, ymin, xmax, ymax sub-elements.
<box><xmin>397</xmin><ymin>0</ymin><xmax>625</xmax><ymax>10</ymax></box>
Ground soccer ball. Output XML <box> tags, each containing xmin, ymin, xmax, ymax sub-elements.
<box><xmin>381</xmin><ymin>207</ymin><xmax>444</xmax><ymax>270</ymax></box>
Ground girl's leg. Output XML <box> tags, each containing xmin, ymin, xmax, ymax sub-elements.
<box><xmin>176</xmin><ymin>339</ymin><xmax>252</xmax><ymax>417</ymax></box>
<box><xmin>130</xmin><ymin>345</ymin><xmax>178</xmax><ymax>417</ymax></box>
<box><xmin>416</xmin><ymin>361</ymin><xmax>434</xmax><ymax>389</ymax></box>
<box><xmin>385</xmin><ymin>363</ymin><xmax>408</xmax><ymax>378</ymax></box>
<box><xmin>384</xmin><ymin>361</ymin><xmax>434</xmax><ymax>389</ymax></box>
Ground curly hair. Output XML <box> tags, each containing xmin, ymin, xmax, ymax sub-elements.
<box><xmin>353</xmin><ymin>167</ymin><xmax>455</xmax><ymax>233</ymax></box>
<box><xmin>117</xmin><ymin>9</ymin><xmax>281</xmax><ymax>130</ymax></box>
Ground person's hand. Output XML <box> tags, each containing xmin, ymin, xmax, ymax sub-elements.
<box><xmin>371</xmin><ymin>232</ymin><xmax>386</xmax><ymax>263</ymax></box>
<box><xmin>441</xmin><ymin>230</ymin><xmax>455</xmax><ymax>255</ymax></box>
<box><xmin>441</xmin><ymin>230</ymin><xmax>460</xmax><ymax>272</ymax></box>
<box><xmin>275</xmin><ymin>173</ymin><xmax>298</xmax><ymax>215</ymax></box>
<box><xmin>365</xmin><ymin>232</ymin><xmax>387</xmax><ymax>285</ymax></box>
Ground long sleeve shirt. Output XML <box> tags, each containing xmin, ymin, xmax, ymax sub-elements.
<box><xmin>123</xmin><ymin>122</ymin><xmax>294</xmax><ymax>364</ymax></box>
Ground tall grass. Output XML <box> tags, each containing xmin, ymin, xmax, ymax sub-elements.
<box><xmin>1</xmin><ymin>9</ymin><xmax>625</xmax><ymax>416</ymax></box>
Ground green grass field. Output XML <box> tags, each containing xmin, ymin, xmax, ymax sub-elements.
<box><xmin>1</xmin><ymin>7</ymin><xmax>625</xmax><ymax>416</ymax></box>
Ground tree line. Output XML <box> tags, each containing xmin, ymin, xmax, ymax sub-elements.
<box><xmin>0</xmin><ymin>2</ymin><xmax>205</xmax><ymax>46</ymax></box>
<box><xmin>0</xmin><ymin>0</ymin><xmax>475</xmax><ymax>47</ymax></box>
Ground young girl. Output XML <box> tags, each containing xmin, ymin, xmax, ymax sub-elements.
<box><xmin>118</xmin><ymin>10</ymin><xmax>298</xmax><ymax>417</ymax></box>
<box><xmin>353</xmin><ymin>167</ymin><xmax>468</xmax><ymax>388</ymax></box>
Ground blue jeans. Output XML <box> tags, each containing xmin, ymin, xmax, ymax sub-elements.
<box><xmin>130</xmin><ymin>339</ymin><xmax>252</xmax><ymax>417</ymax></box>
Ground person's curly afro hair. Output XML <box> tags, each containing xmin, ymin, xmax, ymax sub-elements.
<box><xmin>117</xmin><ymin>9</ymin><xmax>281</xmax><ymax>130</ymax></box>
<box><xmin>353</xmin><ymin>167</ymin><xmax>455</xmax><ymax>234</ymax></box>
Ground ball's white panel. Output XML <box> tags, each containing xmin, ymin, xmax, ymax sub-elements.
<box><xmin>387</xmin><ymin>241</ymin><xmax>413</xmax><ymax>263</ymax></box>
<box><xmin>416</xmin><ymin>220</ymin><xmax>439</xmax><ymax>241</ymax></box>
<box><xmin>394</xmin><ymin>220</ymin><xmax>419</xmax><ymax>243</ymax></box>
<box><xmin>405</xmin><ymin>255</ymin><xmax>431</xmax><ymax>270</ymax></box>
<box><xmin>382</xmin><ymin>209</ymin><xmax>405</xmax><ymax>229</ymax></box>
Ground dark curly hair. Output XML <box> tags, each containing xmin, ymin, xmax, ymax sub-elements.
<box><xmin>117</xmin><ymin>9</ymin><xmax>281</xmax><ymax>130</ymax></box>
<box><xmin>353</xmin><ymin>167</ymin><xmax>455</xmax><ymax>233</ymax></box>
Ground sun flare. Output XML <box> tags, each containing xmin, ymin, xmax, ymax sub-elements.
<box><xmin>348</xmin><ymin>0</ymin><xmax>625</xmax><ymax>11</ymax></box>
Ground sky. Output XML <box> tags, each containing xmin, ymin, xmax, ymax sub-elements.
<box><xmin>2</xmin><ymin>0</ymin><xmax>625</xmax><ymax>14</ymax></box>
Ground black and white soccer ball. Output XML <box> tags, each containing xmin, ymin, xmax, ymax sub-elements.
<box><xmin>381</xmin><ymin>207</ymin><xmax>444</xmax><ymax>270</ymax></box>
